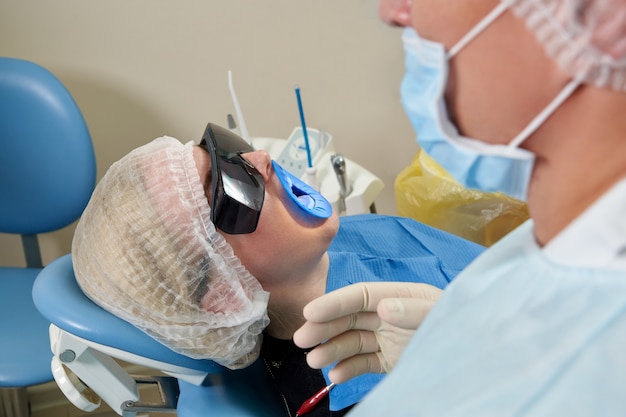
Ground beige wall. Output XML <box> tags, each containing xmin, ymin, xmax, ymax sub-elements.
<box><xmin>0</xmin><ymin>0</ymin><xmax>418</xmax><ymax>267</ymax></box>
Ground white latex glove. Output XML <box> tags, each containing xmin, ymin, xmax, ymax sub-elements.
<box><xmin>293</xmin><ymin>282</ymin><xmax>442</xmax><ymax>384</ymax></box>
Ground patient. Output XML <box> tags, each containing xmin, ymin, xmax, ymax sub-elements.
<box><xmin>72</xmin><ymin>123</ymin><xmax>484</xmax><ymax>416</ymax></box>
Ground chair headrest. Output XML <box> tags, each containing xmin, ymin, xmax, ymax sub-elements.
<box><xmin>33</xmin><ymin>254</ymin><xmax>223</xmax><ymax>374</ymax></box>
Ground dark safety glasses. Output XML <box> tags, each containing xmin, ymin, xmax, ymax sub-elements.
<box><xmin>199</xmin><ymin>123</ymin><xmax>265</xmax><ymax>234</ymax></box>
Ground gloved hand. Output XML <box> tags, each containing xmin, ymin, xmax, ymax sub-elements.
<box><xmin>293</xmin><ymin>282</ymin><xmax>442</xmax><ymax>384</ymax></box>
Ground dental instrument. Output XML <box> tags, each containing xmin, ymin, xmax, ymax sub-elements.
<box><xmin>295</xmin><ymin>382</ymin><xmax>336</xmax><ymax>417</ymax></box>
<box><xmin>331</xmin><ymin>153</ymin><xmax>352</xmax><ymax>215</ymax></box>
<box><xmin>228</xmin><ymin>70</ymin><xmax>251</xmax><ymax>144</ymax></box>
<box><xmin>227</xmin><ymin>113</ymin><xmax>236</xmax><ymax>130</ymax></box>
<box><xmin>294</xmin><ymin>86</ymin><xmax>318</xmax><ymax>189</ymax></box>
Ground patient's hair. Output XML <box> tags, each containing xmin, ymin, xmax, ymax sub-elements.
<box><xmin>72</xmin><ymin>136</ymin><xmax>270</xmax><ymax>369</ymax></box>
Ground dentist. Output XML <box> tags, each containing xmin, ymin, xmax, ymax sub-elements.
<box><xmin>294</xmin><ymin>0</ymin><xmax>626</xmax><ymax>414</ymax></box>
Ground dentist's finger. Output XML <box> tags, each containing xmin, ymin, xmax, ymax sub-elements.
<box><xmin>327</xmin><ymin>353</ymin><xmax>385</xmax><ymax>384</ymax></box>
<box><xmin>302</xmin><ymin>282</ymin><xmax>440</xmax><ymax>323</ymax></box>
<box><xmin>294</xmin><ymin>311</ymin><xmax>381</xmax><ymax>349</ymax></box>
<box><xmin>304</xmin><ymin>329</ymin><xmax>380</xmax><ymax>369</ymax></box>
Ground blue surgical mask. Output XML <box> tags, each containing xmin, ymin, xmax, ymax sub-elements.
<box><xmin>400</xmin><ymin>2</ymin><xmax>581</xmax><ymax>201</ymax></box>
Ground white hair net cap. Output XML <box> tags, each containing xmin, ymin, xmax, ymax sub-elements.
<box><xmin>72</xmin><ymin>136</ymin><xmax>270</xmax><ymax>370</ymax></box>
<box><xmin>506</xmin><ymin>0</ymin><xmax>626</xmax><ymax>91</ymax></box>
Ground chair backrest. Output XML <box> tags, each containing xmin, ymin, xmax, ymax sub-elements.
<box><xmin>0</xmin><ymin>57</ymin><xmax>96</xmax><ymax>237</ymax></box>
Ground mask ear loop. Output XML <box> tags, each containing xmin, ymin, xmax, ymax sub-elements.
<box><xmin>444</xmin><ymin>1</ymin><xmax>583</xmax><ymax>150</ymax></box>
<box><xmin>508</xmin><ymin>76</ymin><xmax>583</xmax><ymax>148</ymax></box>
<box><xmin>447</xmin><ymin>1</ymin><xmax>510</xmax><ymax>58</ymax></box>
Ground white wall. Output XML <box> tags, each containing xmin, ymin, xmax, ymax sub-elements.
<box><xmin>0</xmin><ymin>0</ymin><xmax>418</xmax><ymax>266</ymax></box>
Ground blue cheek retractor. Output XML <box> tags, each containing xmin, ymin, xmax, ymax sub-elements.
<box><xmin>272</xmin><ymin>161</ymin><xmax>332</xmax><ymax>219</ymax></box>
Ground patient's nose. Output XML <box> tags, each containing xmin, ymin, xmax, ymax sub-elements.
<box><xmin>242</xmin><ymin>150</ymin><xmax>272</xmax><ymax>179</ymax></box>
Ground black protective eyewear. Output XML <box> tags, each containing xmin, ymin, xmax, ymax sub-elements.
<box><xmin>199</xmin><ymin>123</ymin><xmax>265</xmax><ymax>234</ymax></box>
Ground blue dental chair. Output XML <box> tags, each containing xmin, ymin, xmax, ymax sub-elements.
<box><xmin>32</xmin><ymin>254</ymin><xmax>285</xmax><ymax>417</ymax></box>
<box><xmin>0</xmin><ymin>57</ymin><xmax>96</xmax><ymax>415</ymax></box>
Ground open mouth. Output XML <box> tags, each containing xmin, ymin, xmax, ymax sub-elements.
<box><xmin>290</xmin><ymin>180</ymin><xmax>316</xmax><ymax>208</ymax></box>
<box><xmin>272</xmin><ymin>161</ymin><xmax>332</xmax><ymax>219</ymax></box>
